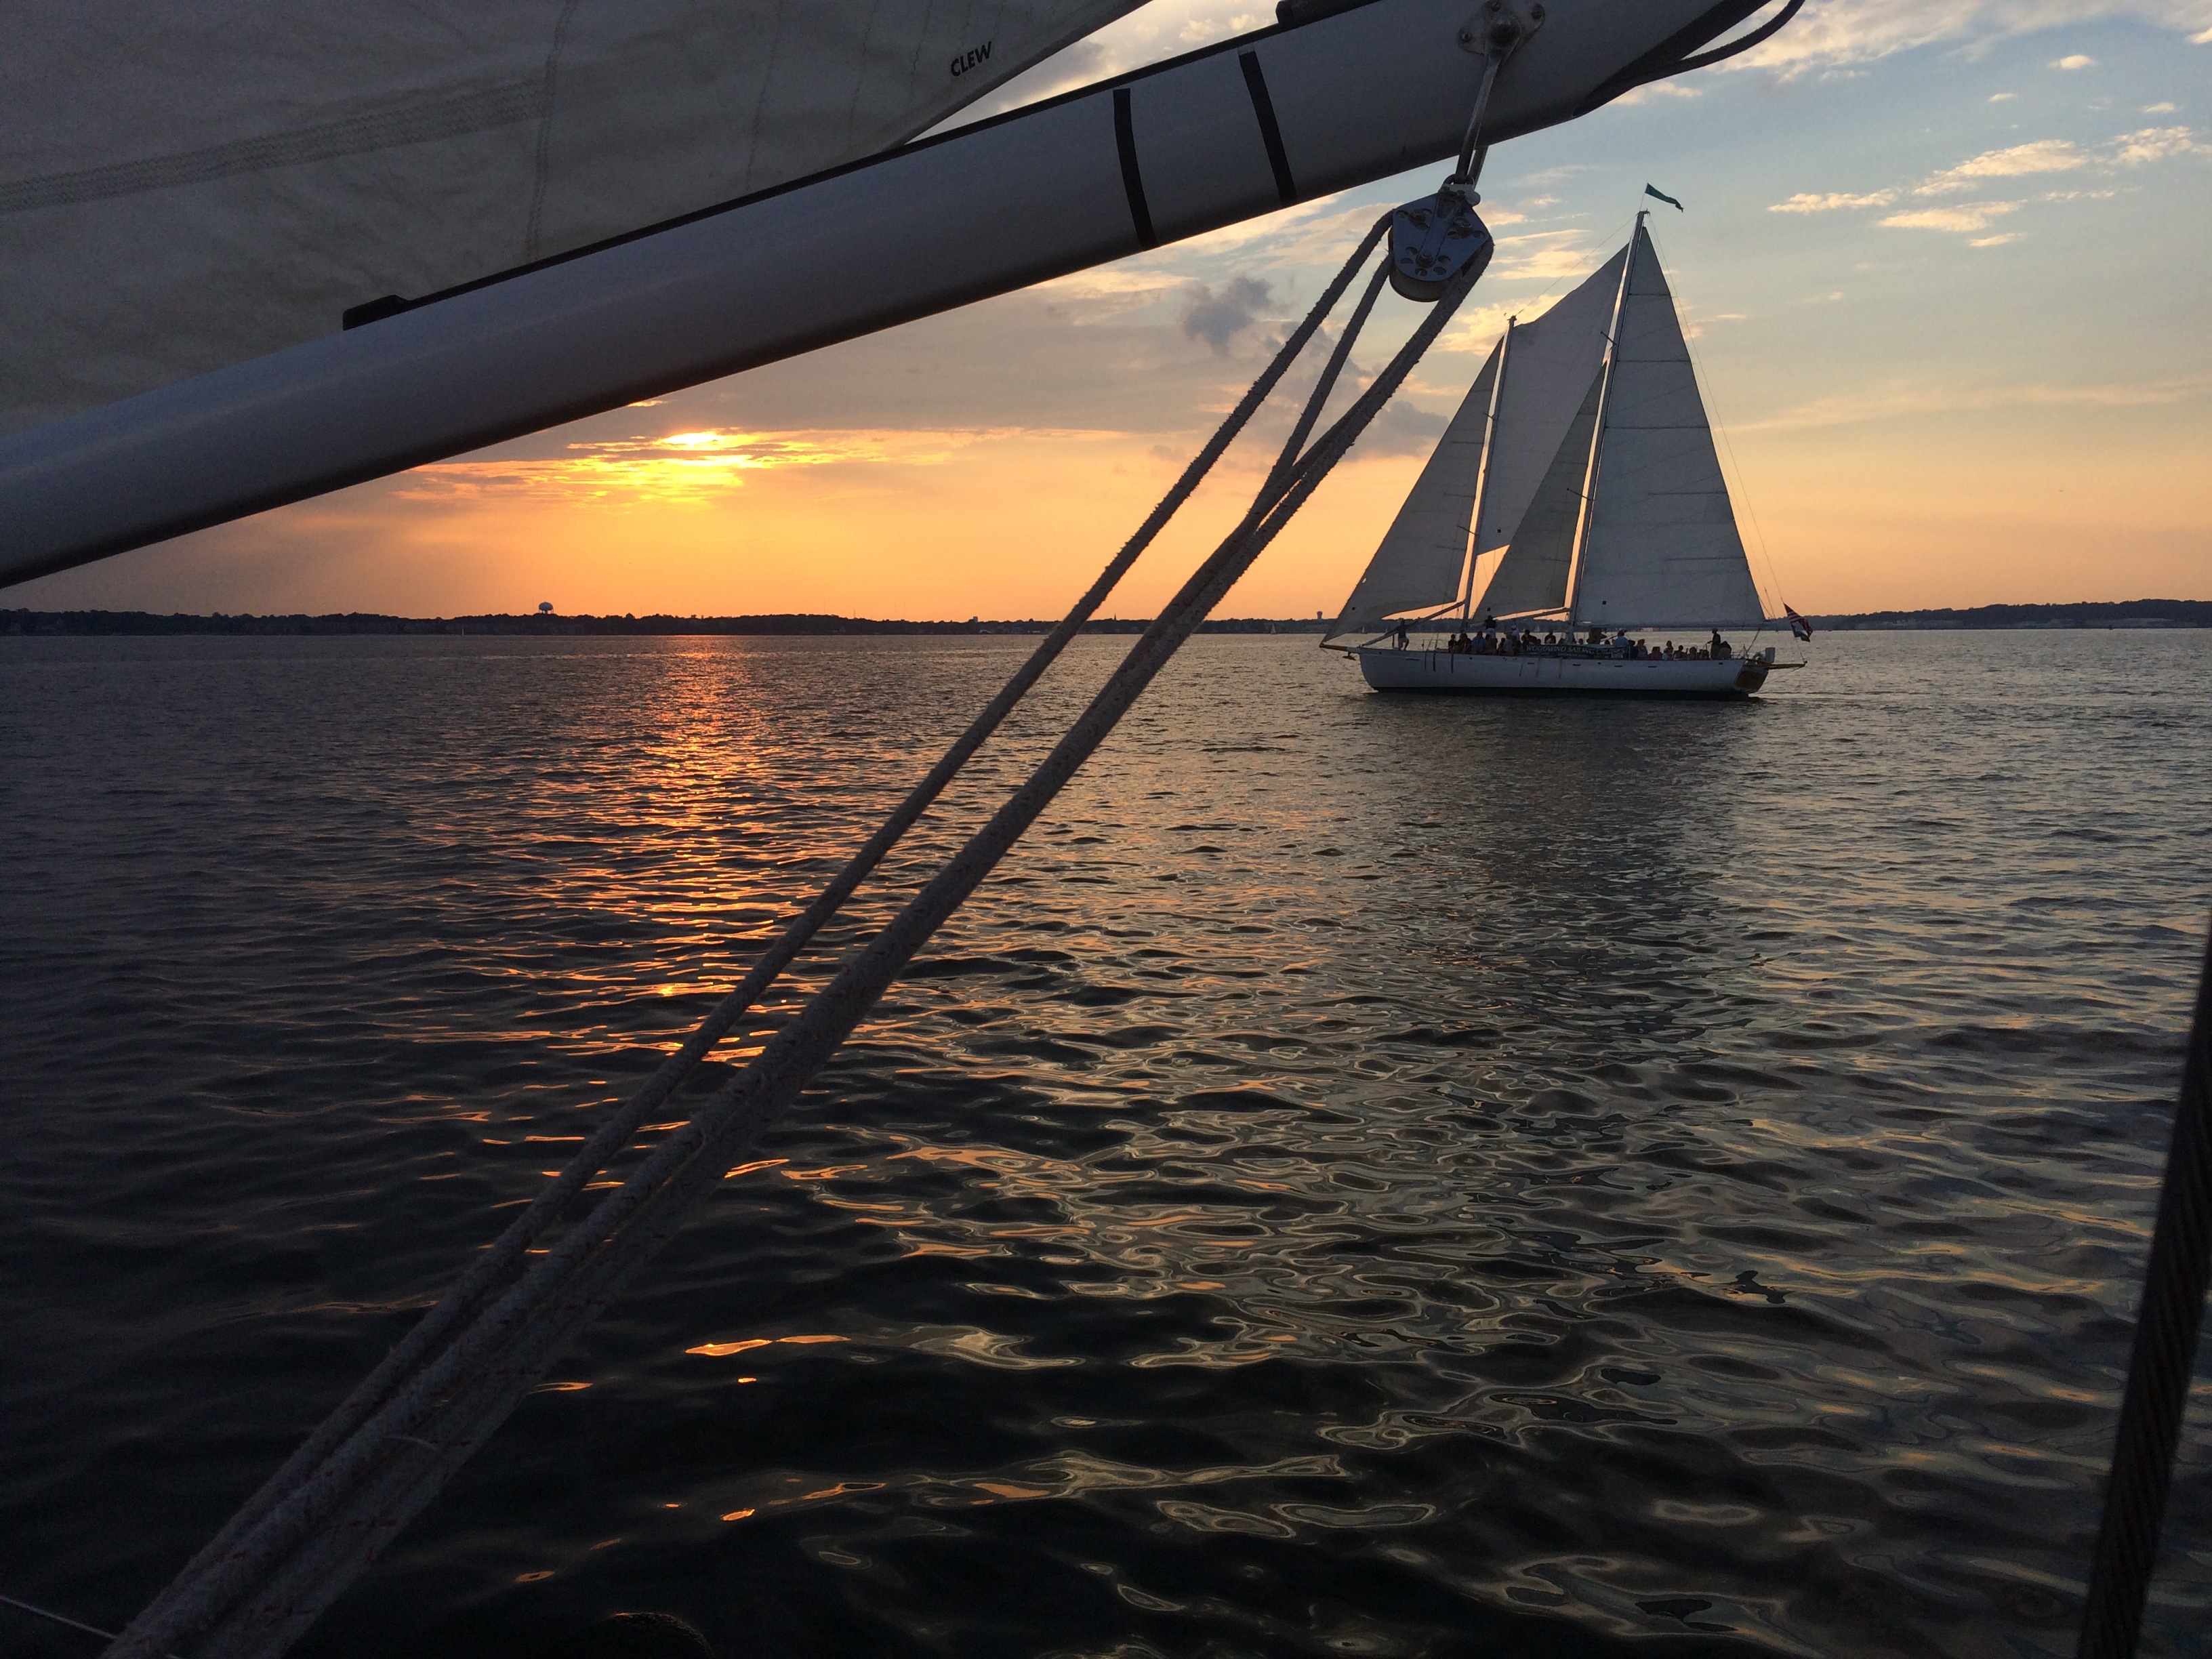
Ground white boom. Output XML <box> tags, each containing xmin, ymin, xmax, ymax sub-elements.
<box><xmin>0</xmin><ymin>0</ymin><xmax>1788</xmax><ymax>588</ymax></box>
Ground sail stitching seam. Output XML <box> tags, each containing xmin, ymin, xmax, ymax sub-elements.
<box><xmin>0</xmin><ymin>81</ymin><xmax>546</xmax><ymax>214</ymax></box>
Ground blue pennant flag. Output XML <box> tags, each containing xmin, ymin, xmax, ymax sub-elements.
<box><xmin>1644</xmin><ymin>184</ymin><xmax>1685</xmax><ymax>211</ymax></box>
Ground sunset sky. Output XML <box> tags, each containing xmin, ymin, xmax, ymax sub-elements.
<box><xmin>14</xmin><ymin>0</ymin><xmax>2211</xmax><ymax>622</ymax></box>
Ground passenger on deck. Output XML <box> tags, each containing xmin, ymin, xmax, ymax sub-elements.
<box><xmin>1710</xmin><ymin>630</ymin><xmax>1731</xmax><ymax>659</ymax></box>
<box><xmin>1393</xmin><ymin>621</ymin><xmax>1409</xmax><ymax>651</ymax></box>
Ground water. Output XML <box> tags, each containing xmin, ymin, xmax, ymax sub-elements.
<box><xmin>2</xmin><ymin>629</ymin><xmax>2208</xmax><ymax>1659</ymax></box>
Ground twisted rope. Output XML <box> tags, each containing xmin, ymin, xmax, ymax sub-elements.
<box><xmin>110</xmin><ymin>212</ymin><xmax>1484</xmax><ymax>1659</ymax></box>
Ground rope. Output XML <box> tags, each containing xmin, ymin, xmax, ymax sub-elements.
<box><xmin>112</xmin><ymin>207</ymin><xmax>1393</xmax><ymax>1655</ymax></box>
<box><xmin>2</xmin><ymin>1591</ymin><xmax>178</xmax><ymax>1654</ymax></box>
<box><xmin>108</xmin><ymin>216</ymin><xmax>1484</xmax><ymax>1659</ymax></box>
<box><xmin>2076</xmin><ymin>918</ymin><xmax>2212</xmax><ymax>1659</ymax></box>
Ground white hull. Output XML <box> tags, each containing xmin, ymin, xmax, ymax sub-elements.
<box><xmin>1353</xmin><ymin>645</ymin><xmax>1770</xmax><ymax>698</ymax></box>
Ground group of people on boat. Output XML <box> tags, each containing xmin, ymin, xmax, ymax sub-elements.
<box><xmin>1396</xmin><ymin>617</ymin><xmax>1735</xmax><ymax>661</ymax></box>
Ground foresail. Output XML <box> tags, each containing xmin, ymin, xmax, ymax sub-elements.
<box><xmin>1470</xmin><ymin>369</ymin><xmax>1601</xmax><ymax>619</ymax></box>
<box><xmin>1469</xmin><ymin>247</ymin><xmax>1624</xmax><ymax>558</ymax></box>
<box><xmin>1326</xmin><ymin>344</ymin><xmax>1500</xmax><ymax>642</ymax></box>
<box><xmin>0</xmin><ymin>1</ymin><xmax>1143</xmax><ymax>438</ymax></box>
<box><xmin>1572</xmin><ymin>226</ymin><xmax>1767</xmax><ymax>630</ymax></box>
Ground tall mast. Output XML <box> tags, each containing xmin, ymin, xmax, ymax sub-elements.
<box><xmin>1458</xmin><ymin>317</ymin><xmax>1515</xmax><ymax>619</ymax></box>
<box><xmin>1563</xmin><ymin>210</ymin><xmax>1643</xmax><ymax>632</ymax></box>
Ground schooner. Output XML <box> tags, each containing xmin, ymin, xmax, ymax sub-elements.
<box><xmin>1328</xmin><ymin>211</ymin><xmax>1804</xmax><ymax>697</ymax></box>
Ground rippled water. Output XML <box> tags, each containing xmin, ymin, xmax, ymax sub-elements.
<box><xmin>3</xmin><ymin>629</ymin><xmax>2209</xmax><ymax>1659</ymax></box>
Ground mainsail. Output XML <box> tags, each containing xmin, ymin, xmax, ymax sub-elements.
<box><xmin>1569</xmin><ymin>223</ymin><xmax>1767</xmax><ymax>629</ymax></box>
<box><xmin>0</xmin><ymin>1</ymin><xmax>1144</xmax><ymax>438</ymax></box>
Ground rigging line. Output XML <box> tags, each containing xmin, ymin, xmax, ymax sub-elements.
<box><xmin>128</xmin><ymin>208</ymin><xmax>1395</xmax><ymax>1643</ymax></box>
<box><xmin>175</xmin><ymin>245</ymin><xmax>1479</xmax><ymax>1659</ymax></box>
<box><xmin>108</xmin><ymin>216</ymin><xmax>1403</xmax><ymax>1659</ymax></box>
<box><xmin>2076</xmin><ymin>919</ymin><xmax>2212</xmax><ymax>1659</ymax></box>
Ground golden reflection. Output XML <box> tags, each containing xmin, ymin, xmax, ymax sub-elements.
<box><xmin>687</xmin><ymin>1334</ymin><xmax>846</xmax><ymax>1357</ymax></box>
<box><xmin>723</xmin><ymin>1158</ymin><xmax>787</xmax><ymax>1180</ymax></box>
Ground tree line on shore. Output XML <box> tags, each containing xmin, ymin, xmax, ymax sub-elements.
<box><xmin>5</xmin><ymin>600</ymin><xmax>2207</xmax><ymax>636</ymax></box>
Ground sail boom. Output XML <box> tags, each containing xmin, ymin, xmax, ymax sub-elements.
<box><xmin>0</xmin><ymin>0</ymin><xmax>1775</xmax><ymax>589</ymax></box>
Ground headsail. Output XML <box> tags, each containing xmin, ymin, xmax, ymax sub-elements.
<box><xmin>0</xmin><ymin>1</ymin><xmax>1145</xmax><ymax>438</ymax></box>
<box><xmin>1470</xmin><ymin>368</ymin><xmax>1602</xmax><ymax>618</ymax></box>
<box><xmin>1569</xmin><ymin>223</ymin><xmax>1767</xmax><ymax>630</ymax></box>
<box><xmin>1325</xmin><ymin>342</ymin><xmax>1500</xmax><ymax>642</ymax></box>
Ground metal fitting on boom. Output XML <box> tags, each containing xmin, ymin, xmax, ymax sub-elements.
<box><xmin>1387</xmin><ymin>0</ymin><xmax>1539</xmax><ymax>301</ymax></box>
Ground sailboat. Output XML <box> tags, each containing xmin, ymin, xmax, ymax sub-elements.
<box><xmin>1327</xmin><ymin>211</ymin><xmax>1801</xmax><ymax>698</ymax></box>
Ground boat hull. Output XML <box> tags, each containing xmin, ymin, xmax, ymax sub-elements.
<box><xmin>1353</xmin><ymin>646</ymin><xmax>1769</xmax><ymax>698</ymax></box>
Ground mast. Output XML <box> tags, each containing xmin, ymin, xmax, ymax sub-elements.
<box><xmin>1563</xmin><ymin>209</ymin><xmax>1643</xmax><ymax>632</ymax></box>
<box><xmin>1458</xmin><ymin>316</ymin><xmax>1515</xmax><ymax>619</ymax></box>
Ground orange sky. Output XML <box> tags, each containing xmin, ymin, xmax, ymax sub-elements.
<box><xmin>12</xmin><ymin>3</ymin><xmax>2209</xmax><ymax>621</ymax></box>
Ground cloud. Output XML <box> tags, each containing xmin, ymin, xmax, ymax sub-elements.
<box><xmin>2049</xmin><ymin>53</ymin><xmax>2097</xmax><ymax>68</ymax></box>
<box><xmin>2144</xmin><ymin>101</ymin><xmax>2178</xmax><ymax>112</ymax></box>
<box><xmin>2110</xmin><ymin>124</ymin><xmax>2212</xmax><ymax>163</ymax></box>
<box><xmin>1914</xmin><ymin>138</ymin><xmax>2087</xmax><ymax>191</ymax></box>
<box><xmin>1738</xmin><ymin>375</ymin><xmax>2209</xmax><ymax>431</ymax></box>
<box><xmin>1989</xmin><ymin>91</ymin><xmax>2020</xmax><ymax>100</ymax></box>
<box><xmin>394</xmin><ymin>429</ymin><xmax>1019</xmax><ymax>505</ymax></box>
<box><xmin>1969</xmin><ymin>232</ymin><xmax>2025</xmax><ymax>245</ymax></box>
<box><xmin>1351</xmin><ymin>400</ymin><xmax>1450</xmax><ymax>458</ymax></box>
<box><xmin>1723</xmin><ymin>0</ymin><xmax>2209</xmax><ymax>75</ymax></box>
<box><xmin>1881</xmin><ymin>201</ymin><xmax>2021</xmax><ymax>231</ymax></box>
<box><xmin>1769</xmin><ymin>189</ymin><xmax>1900</xmax><ymax>211</ymax></box>
<box><xmin>1612</xmin><ymin>79</ymin><xmax>1704</xmax><ymax>105</ymax></box>
<box><xmin>1775</xmin><ymin>125</ymin><xmax>2207</xmax><ymax>227</ymax></box>
<box><xmin>1180</xmin><ymin>274</ymin><xmax>1274</xmax><ymax>352</ymax></box>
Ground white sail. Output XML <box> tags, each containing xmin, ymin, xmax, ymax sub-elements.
<box><xmin>1469</xmin><ymin>368</ymin><xmax>1602</xmax><ymax>618</ymax></box>
<box><xmin>0</xmin><ymin>1</ymin><xmax>1143</xmax><ymax>438</ymax></box>
<box><xmin>1469</xmin><ymin>247</ymin><xmax>1625</xmax><ymax>558</ymax></box>
<box><xmin>1570</xmin><ymin>224</ymin><xmax>1767</xmax><ymax>630</ymax></box>
<box><xmin>1326</xmin><ymin>342</ymin><xmax>1500</xmax><ymax>641</ymax></box>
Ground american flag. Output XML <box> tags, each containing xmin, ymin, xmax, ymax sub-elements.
<box><xmin>1785</xmin><ymin>605</ymin><xmax>1814</xmax><ymax>642</ymax></box>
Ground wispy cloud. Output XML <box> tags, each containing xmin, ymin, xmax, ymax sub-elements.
<box><xmin>2050</xmin><ymin>52</ymin><xmax>2098</xmax><ymax>68</ymax></box>
<box><xmin>1914</xmin><ymin>138</ymin><xmax>2087</xmax><ymax>192</ymax></box>
<box><xmin>1725</xmin><ymin>0</ymin><xmax>2210</xmax><ymax>75</ymax></box>
<box><xmin>1740</xmin><ymin>375</ymin><xmax>2209</xmax><ymax>431</ymax></box>
<box><xmin>1881</xmin><ymin>202</ymin><xmax>2020</xmax><ymax>231</ymax></box>
<box><xmin>1770</xmin><ymin>189</ymin><xmax>1900</xmax><ymax>211</ymax></box>
<box><xmin>1612</xmin><ymin>79</ymin><xmax>1704</xmax><ymax>105</ymax></box>
<box><xmin>2110</xmin><ymin>124</ymin><xmax>2212</xmax><ymax>161</ymax></box>
<box><xmin>1771</xmin><ymin>123</ymin><xmax>2209</xmax><ymax>228</ymax></box>
<box><xmin>398</xmin><ymin>429</ymin><xmax>1014</xmax><ymax>505</ymax></box>
<box><xmin>1180</xmin><ymin>275</ymin><xmax>1274</xmax><ymax>352</ymax></box>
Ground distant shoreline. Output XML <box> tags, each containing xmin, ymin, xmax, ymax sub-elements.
<box><xmin>5</xmin><ymin>600</ymin><xmax>2209</xmax><ymax>636</ymax></box>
